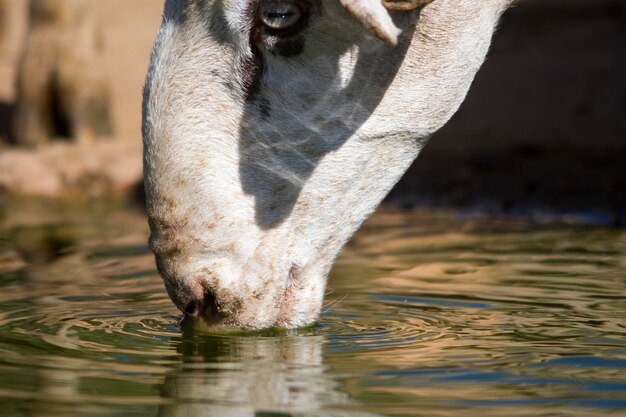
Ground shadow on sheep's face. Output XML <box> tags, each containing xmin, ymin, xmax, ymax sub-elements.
<box><xmin>143</xmin><ymin>0</ymin><xmax>418</xmax><ymax>330</ymax></box>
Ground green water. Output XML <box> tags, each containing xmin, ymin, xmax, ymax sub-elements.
<box><xmin>0</xmin><ymin>200</ymin><xmax>625</xmax><ymax>417</ymax></box>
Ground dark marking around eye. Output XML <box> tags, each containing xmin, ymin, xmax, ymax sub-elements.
<box><xmin>241</xmin><ymin>0</ymin><xmax>312</xmax><ymax>118</ymax></box>
<box><xmin>241</xmin><ymin>0</ymin><xmax>264</xmax><ymax>99</ymax></box>
<box><xmin>239</xmin><ymin>0</ymin><xmax>271</xmax><ymax>121</ymax></box>
<box><xmin>240</xmin><ymin>44</ymin><xmax>264</xmax><ymax>100</ymax></box>
<box><xmin>258</xmin><ymin>0</ymin><xmax>311</xmax><ymax>57</ymax></box>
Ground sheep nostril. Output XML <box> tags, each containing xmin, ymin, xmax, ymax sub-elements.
<box><xmin>182</xmin><ymin>289</ymin><xmax>222</xmax><ymax>320</ymax></box>
<box><xmin>203</xmin><ymin>291</ymin><xmax>219</xmax><ymax>315</ymax></box>
<box><xmin>184</xmin><ymin>300</ymin><xmax>200</xmax><ymax>317</ymax></box>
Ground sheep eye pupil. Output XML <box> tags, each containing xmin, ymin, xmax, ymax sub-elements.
<box><xmin>260</xmin><ymin>3</ymin><xmax>303</xmax><ymax>31</ymax></box>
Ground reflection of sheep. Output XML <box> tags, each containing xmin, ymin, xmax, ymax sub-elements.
<box><xmin>14</xmin><ymin>0</ymin><xmax>112</xmax><ymax>147</ymax></box>
<box><xmin>159</xmin><ymin>335</ymin><xmax>366</xmax><ymax>417</ymax></box>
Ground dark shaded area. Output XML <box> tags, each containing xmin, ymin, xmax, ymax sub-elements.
<box><xmin>10</xmin><ymin>224</ymin><xmax>76</xmax><ymax>264</ymax></box>
<box><xmin>0</xmin><ymin>100</ymin><xmax>13</xmax><ymax>142</ymax></box>
<box><xmin>390</xmin><ymin>0</ymin><xmax>626</xmax><ymax>225</ymax></box>
<box><xmin>49</xmin><ymin>76</ymin><xmax>73</xmax><ymax>139</ymax></box>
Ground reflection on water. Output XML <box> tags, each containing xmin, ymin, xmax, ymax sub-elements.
<box><xmin>160</xmin><ymin>332</ymin><xmax>363</xmax><ymax>417</ymax></box>
<box><xmin>0</xmin><ymin>200</ymin><xmax>625</xmax><ymax>417</ymax></box>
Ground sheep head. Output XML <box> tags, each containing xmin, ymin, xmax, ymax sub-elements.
<box><xmin>143</xmin><ymin>0</ymin><xmax>511</xmax><ymax>330</ymax></box>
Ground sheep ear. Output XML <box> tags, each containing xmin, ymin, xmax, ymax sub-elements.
<box><xmin>382</xmin><ymin>0</ymin><xmax>435</xmax><ymax>11</ymax></box>
<box><xmin>338</xmin><ymin>0</ymin><xmax>402</xmax><ymax>46</ymax></box>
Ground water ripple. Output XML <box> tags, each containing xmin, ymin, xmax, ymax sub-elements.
<box><xmin>0</xmin><ymin>205</ymin><xmax>625</xmax><ymax>416</ymax></box>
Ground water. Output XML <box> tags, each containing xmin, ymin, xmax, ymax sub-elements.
<box><xmin>0</xmin><ymin>200</ymin><xmax>625</xmax><ymax>417</ymax></box>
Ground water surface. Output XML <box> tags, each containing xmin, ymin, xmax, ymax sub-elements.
<box><xmin>0</xmin><ymin>200</ymin><xmax>625</xmax><ymax>416</ymax></box>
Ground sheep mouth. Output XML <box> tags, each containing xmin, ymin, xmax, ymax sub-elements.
<box><xmin>179</xmin><ymin>309</ymin><xmax>234</xmax><ymax>332</ymax></box>
<box><xmin>180</xmin><ymin>291</ymin><xmax>231</xmax><ymax>328</ymax></box>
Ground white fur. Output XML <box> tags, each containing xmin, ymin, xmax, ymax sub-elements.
<box><xmin>339</xmin><ymin>0</ymin><xmax>403</xmax><ymax>45</ymax></box>
<box><xmin>143</xmin><ymin>0</ymin><xmax>514</xmax><ymax>329</ymax></box>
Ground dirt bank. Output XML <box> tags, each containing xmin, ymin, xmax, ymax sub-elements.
<box><xmin>0</xmin><ymin>0</ymin><xmax>159</xmax><ymax>196</ymax></box>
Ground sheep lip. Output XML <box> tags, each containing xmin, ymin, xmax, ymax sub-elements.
<box><xmin>179</xmin><ymin>299</ymin><xmax>226</xmax><ymax>326</ymax></box>
<box><xmin>180</xmin><ymin>310</ymin><xmax>230</xmax><ymax>331</ymax></box>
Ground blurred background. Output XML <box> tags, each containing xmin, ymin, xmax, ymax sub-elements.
<box><xmin>392</xmin><ymin>0</ymin><xmax>626</xmax><ymax>227</ymax></box>
<box><xmin>0</xmin><ymin>0</ymin><xmax>624</xmax><ymax>224</ymax></box>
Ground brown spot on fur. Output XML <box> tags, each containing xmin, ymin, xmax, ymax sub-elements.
<box><xmin>147</xmin><ymin>193</ymin><xmax>195</xmax><ymax>260</ymax></box>
<box><xmin>288</xmin><ymin>264</ymin><xmax>302</xmax><ymax>283</ymax></box>
<box><xmin>276</xmin><ymin>264</ymin><xmax>303</xmax><ymax>325</ymax></box>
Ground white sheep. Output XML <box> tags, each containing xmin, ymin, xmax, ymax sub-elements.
<box><xmin>143</xmin><ymin>0</ymin><xmax>515</xmax><ymax>329</ymax></box>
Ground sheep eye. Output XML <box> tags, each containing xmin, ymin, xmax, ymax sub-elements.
<box><xmin>259</xmin><ymin>2</ymin><xmax>304</xmax><ymax>34</ymax></box>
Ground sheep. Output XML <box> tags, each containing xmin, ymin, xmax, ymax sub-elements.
<box><xmin>143</xmin><ymin>0</ymin><xmax>515</xmax><ymax>330</ymax></box>
<box><xmin>13</xmin><ymin>0</ymin><xmax>112</xmax><ymax>147</ymax></box>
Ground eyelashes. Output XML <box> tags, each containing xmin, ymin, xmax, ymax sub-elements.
<box><xmin>258</xmin><ymin>1</ymin><xmax>310</xmax><ymax>37</ymax></box>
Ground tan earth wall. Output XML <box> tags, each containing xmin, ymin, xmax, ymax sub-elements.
<box><xmin>0</xmin><ymin>0</ymin><xmax>161</xmax><ymax>196</ymax></box>
<box><xmin>0</xmin><ymin>0</ymin><xmax>161</xmax><ymax>141</ymax></box>
<box><xmin>0</xmin><ymin>0</ymin><xmax>624</xmax><ymax>223</ymax></box>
